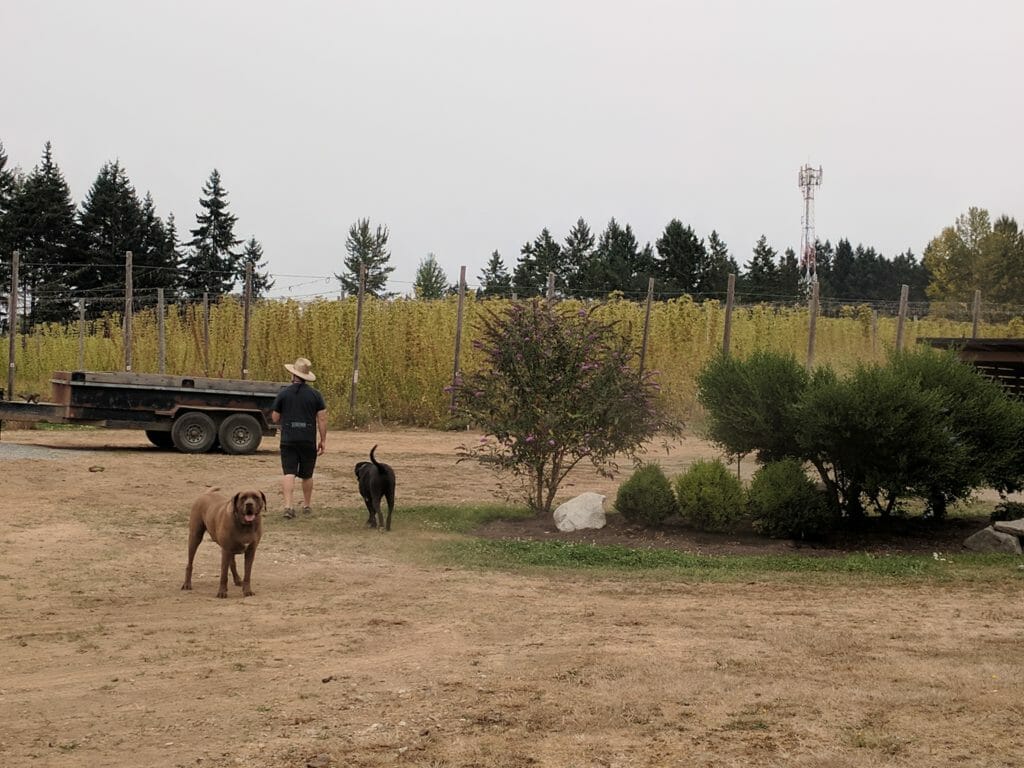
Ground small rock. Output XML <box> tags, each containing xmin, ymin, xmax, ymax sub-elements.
<box><xmin>321</xmin><ymin>675</ymin><xmax>334</xmax><ymax>683</ymax></box>
<box><xmin>306</xmin><ymin>755</ymin><xmax>331</xmax><ymax>768</ymax></box>
<box><xmin>88</xmin><ymin>465</ymin><xmax>105</xmax><ymax>472</ymax></box>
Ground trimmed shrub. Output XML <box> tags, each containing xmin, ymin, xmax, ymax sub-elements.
<box><xmin>748</xmin><ymin>459</ymin><xmax>833</xmax><ymax>539</ymax></box>
<box><xmin>674</xmin><ymin>459</ymin><xmax>747</xmax><ymax>532</ymax></box>
<box><xmin>615</xmin><ymin>463</ymin><xmax>678</xmax><ymax>527</ymax></box>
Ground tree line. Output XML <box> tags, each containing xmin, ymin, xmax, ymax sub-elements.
<box><xmin>0</xmin><ymin>141</ymin><xmax>272</xmax><ymax>326</ymax></box>
<box><xmin>3</xmin><ymin>139</ymin><xmax>1023</xmax><ymax>327</ymax></box>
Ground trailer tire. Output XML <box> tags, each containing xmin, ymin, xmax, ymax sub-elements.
<box><xmin>171</xmin><ymin>411</ymin><xmax>218</xmax><ymax>453</ymax></box>
<box><xmin>145</xmin><ymin>429</ymin><xmax>175</xmax><ymax>449</ymax></box>
<box><xmin>218</xmin><ymin>413</ymin><xmax>263</xmax><ymax>455</ymax></box>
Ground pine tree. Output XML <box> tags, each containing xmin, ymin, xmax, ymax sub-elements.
<box><xmin>562</xmin><ymin>218</ymin><xmax>594</xmax><ymax>294</ymax></box>
<box><xmin>240</xmin><ymin>237</ymin><xmax>274</xmax><ymax>298</ymax></box>
<box><xmin>336</xmin><ymin>218</ymin><xmax>395</xmax><ymax>298</ymax></box>
<box><xmin>160</xmin><ymin>213</ymin><xmax>185</xmax><ymax>300</ymax></box>
<box><xmin>513</xmin><ymin>228</ymin><xmax>564</xmax><ymax>297</ymax></box>
<box><xmin>654</xmin><ymin>219</ymin><xmax>706</xmax><ymax>296</ymax></box>
<box><xmin>77</xmin><ymin>160</ymin><xmax>146</xmax><ymax>313</ymax></box>
<box><xmin>778</xmin><ymin>247</ymin><xmax>801</xmax><ymax>297</ymax></box>
<box><xmin>0</xmin><ymin>141</ymin><xmax>18</xmax><ymax>301</ymax></box>
<box><xmin>6</xmin><ymin>142</ymin><xmax>80</xmax><ymax>325</ymax></box>
<box><xmin>830</xmin><ymin>239</ymin><xmax>856</xmax><ymax>300</ymax></box>
<box><xmin>478</xmin><ymin>250</ymin><xmax>512</xmax><ymax>298</ymax></box>
<box><xmin>702</xmin><ymin>230</ymin><xmax>739</xmax><ymax>297</ymax></box>
<box><xmin>413</xmin><ymin>253</ymin><xmax>448</xmax><ymax>299</ymax></box>
<box><xmin>743</xmin><ymin>235</ymin><xmax>779</xmax><ymax>299</ymax></box>
<box><xmin>182</xmin><ymin>169</ymin><xmax>242</xmax><ymax>298</ymax></box>
<box><xmin>578</xmin><ymin>219</ymin><xmax>654</xmax><ymax>297</ymax></box>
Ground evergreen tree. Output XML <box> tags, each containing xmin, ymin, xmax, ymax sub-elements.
<box><xmin>743</xmin><ymin>235</ymin><xmax>778</xmax><ymax>299</ymax></box>
<box><xmin>702</xmin><ymin>230</ymin><xmax>740</xmax><ymax>297</ymax></box>
<box><xmin>0</xmin><ymin>141</ymin><xmax>18</xmax><ymax>304</ymax></box>
<box><xmin>513</xmin><ymin>228</ymin><xmax>564</xmax><ymax>296</ymax></box>
<box><xmin>578</xmin><ymin>218</ymin><xmax>653</xmax><ymax>297</ymax></box>
<box><xmin>5</xmin><ymin>142</ymin><xmax>80</xmax><ymax>325</ymax></box>
<box><xmin>336</xmin><ymin>218</ymin><xmax>395</xmax><ymax>298</ymax></box>
<box><xmin>890</xmin><ymin>248</ymin><xmax>930</xmax><ymax>304</ymax></box>
<box><xmin>160</xmin><ymin>213</ymin><xmax>186</xmax><ymax>300</ymax></box>
<box><xmin>413</xmin><ymin>253</ymin><xmax>448</xmax><ymax>299</ymax></box>
<box><xmin>77</xmin><ymin>160</ymin><xmax>146</xmax><ymax>313</ymax></box>
<box><xmin>562</xmin><ymin>217</ymin><xmax>594</xmax><ymax>294</ymax></box>
<box><xmin>478</xmin><ymin>250</ymin><xmax>512</xmax><ymax>298</ymax></box>
<box><xmin>182</xmin><ymin>169</ymin><xmax>242</xmax><ymax>298</ymax></box>
<box><xmin>830</xmin><ymin>238</ymin><xmax>856</xmax><ymax>299</ymax></box>
<box><xmin>654</xmin><ymin>219</ymin><xmax>706</xmax><ymax>296</ymax></box>
<box><xmin>240</xmin><ymin>237</ymin><xmax>274</xmax><ymax>298</ymax></box>
<box><xmin>778</xmin><ymin>247</ymin><xmax>801</xmax><ymax>297</ymax></box>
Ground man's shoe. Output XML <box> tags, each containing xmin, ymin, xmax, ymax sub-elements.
<box><xmin>283</xmin><ymin>507</ymin><xmax>296</xmax><ymax>520</ymax></box>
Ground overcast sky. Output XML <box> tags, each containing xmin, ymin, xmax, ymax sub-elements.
<box><xmin>3</xmin><ymin>0</ymin><xmax>1022</xmax><ymax>298</ymax></box>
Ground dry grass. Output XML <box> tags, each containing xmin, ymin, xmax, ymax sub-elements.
<box><xmin>0</xmin><ymin>428</ymin><xmax>1022</xmax><ymax>767</ymax></box>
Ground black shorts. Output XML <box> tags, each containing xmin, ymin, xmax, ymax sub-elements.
<box><xmin>280</xmin><ymin>442</ymin><xmax>318</xmax><ymax>479</ymax></box>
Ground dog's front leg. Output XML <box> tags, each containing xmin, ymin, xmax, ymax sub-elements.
<box><xmin>217</xmin><ymin>548</ymin><xmax>233</xmax><ymax>598</ymax></box>
<box><xmin>241</xmin><ymin>544</ymin><xmax>257</xmax><ymax>597</ymax></box>
<box><xmin>229</xmin><ymin>555</ymin><xmax>242</xmax><ymax>586</ymax></box>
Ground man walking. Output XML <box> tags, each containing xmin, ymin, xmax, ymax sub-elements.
<box><xmin>271</xmin><ymin>357</ymin><xmax>327</xmax><ymax>519</ymax></box>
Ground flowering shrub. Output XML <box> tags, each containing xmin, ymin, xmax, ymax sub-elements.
<box><xmin>451</xmin><ymin>299</ymin><xmax>681</xmax><ymax>515</ymax></box>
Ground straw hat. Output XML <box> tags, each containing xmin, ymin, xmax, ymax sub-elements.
<box><xmin>284</xmin><ymin>357</ymin><xmax>316</xmax><ymax>382</ymax></box>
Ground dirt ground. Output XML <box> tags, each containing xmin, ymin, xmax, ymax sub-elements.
<box><xmin>1</xmin><ymin>426</ymin><xmax>1023</xmax><ymax>767</ymax></box>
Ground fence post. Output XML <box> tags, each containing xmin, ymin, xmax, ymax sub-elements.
<box><xmin>78</xmin><ymin>300</ymin><xmax>86</xmax><ymax>370</ymax></box>
<box><xmin>6</xmin><ymin>250</ymin><xmax>18</xmax><ymax>400</ymax></box>
<box><xmin>546</xmin><ymin>272</ymin><xmax>556</xmax><ymax>302</ymax></box>
<box><xmin>871</xmin><ymin>310</ymin><xmax>879</xmax><ymax>359</ymax></box>
<box><xmin>895</xmin><ymin>284</ymin><xmax>909</xmax><ymax>352</ymax></box>
<box><xmin>241</xmin><ymin>262</ymin><xmax>252</xmax><ymax>379</ymax></box>
<box><xmin>639</xmin><ymin>277</ymin><xmax>654</xmax><ymax>373</ymax></box>
<box><xmin>350</xmin><ymin>264</ymin><xmax>366</xmax><ymax>413</ymax></box>
<box><xmin>157</xmin><ymin>289</ymin><xmax>166</xmax><ymax>374</ymax></box>
<box><xmin>124</xmin><ymin>251</ymin><xmax>133</xmax><ymax>371</ymax></box>
<box><xmin>971</xmin><ymin>289</ymin><xmax>982</xmax><ymax>339</ymax></box>
<box><xmin>450</xmin><ymin>266</ymin><xmax>467</xmax><ymax>415</ymax></box>
<box><xmin>722</xmin><ymin>273</ymin><xmax>736</xmax><ymax>356</ymax></box>
<box><xmin>202</xmin><ymin>292</ymin><xmax>210</xmax><ymax>376</ymax></box>
<box><xmin>806</xmin><ymin>280</ymin><xmax>819</xmax><ymax>371</ymax></box>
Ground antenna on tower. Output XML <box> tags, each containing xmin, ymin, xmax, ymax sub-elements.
<box><xmin>798</xmin><ymin>164</ymin><xmax>823</xmax><ymax>285</ymax></box>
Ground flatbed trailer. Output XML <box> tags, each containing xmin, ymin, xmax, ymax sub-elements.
<box><xmin>920</xmin><ymin>337</ymin><xmax>1024</xmax><ymax>398</ymax></box>
<box><xmin>0</xmin><ymin>370</ymin><xmax>290</xmax><ymax>454</ymax></box>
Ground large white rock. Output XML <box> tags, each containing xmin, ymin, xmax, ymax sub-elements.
<box><xmin>553</xmin><ymin>493</ymin><xmax>607</xmax><ymax>532</ymax></box>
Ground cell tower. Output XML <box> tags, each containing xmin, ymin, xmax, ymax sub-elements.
<box><xmin>798</xmin><ymin>164</ymin><xmax>823</xmax><ymax>284</ymax></box>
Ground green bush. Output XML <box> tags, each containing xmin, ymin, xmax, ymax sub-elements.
<box><xmin>748</xmin><ymin>459</ymin><xmax>833</xmax><ymax>539</ymax></box>
<box><xmin>674</xmin><ymin>459</ymin><xmax>747</xmax><ymax>532</ymax></box>
<box><xmin>615</xmin><ymin>463</ymin><xmax>678</xmax><ymax>527</ymax></box>
<box><xmin>696</xmin><ymin>350</ymin><xmax>808</xmax><ymax>463</ymax></box>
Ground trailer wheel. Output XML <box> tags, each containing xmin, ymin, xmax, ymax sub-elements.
<box><xmin>145</xmin><ymin>429</ymin><xmax>175</xmax><ymax>449</ymax></box>
<box><xmin>171</xmin><ymin>411</ymin><xmax>218</xmax><ymax>453</ymax></box>
<box><xmin>218</xmin><ymin>413</ymin><xmax>263</xmax><ymax>455</ymax></box>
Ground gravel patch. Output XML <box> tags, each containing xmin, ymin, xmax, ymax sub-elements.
<box><xmin>0</xmin><ymin>442</ymin><xmax>90</xmax><ymax>460</ymax></box>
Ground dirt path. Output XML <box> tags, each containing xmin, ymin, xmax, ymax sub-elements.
<box><xmin>1</xmin><ymin>428</ymin><xmax>1022</xmax><ymax>767</ymax></box>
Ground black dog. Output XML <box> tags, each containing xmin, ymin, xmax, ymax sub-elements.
<box><xmin>355</xmin><ymin>445</ymin><xmax>396</xmax><ymax>531</ymax></box>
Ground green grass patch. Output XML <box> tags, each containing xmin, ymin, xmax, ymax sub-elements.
<box><xmin>436</xmin><ymin>537</ymin><xmax>1023</xmax><ymax>582</ymax></box>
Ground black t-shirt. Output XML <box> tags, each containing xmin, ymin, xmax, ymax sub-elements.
<box><xmin>271</xmin><ymin>382</ymin><xmax>326</xmax><ymax>445</ymax></box>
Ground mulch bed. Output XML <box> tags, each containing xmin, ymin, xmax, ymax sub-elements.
<box><xmin>474</xmin><ymin>511</ymin><xmax>991</xmax><ymax>557</ymax></box>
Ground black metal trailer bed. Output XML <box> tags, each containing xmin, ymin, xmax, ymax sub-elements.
<box><xmin>0</xmin><ymin>370</ymin><xmax>289</xmax><ymax>454</ymax></box>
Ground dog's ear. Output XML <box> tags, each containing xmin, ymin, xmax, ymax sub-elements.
<box><xmin>232</xmin><ymin>492</ymin><xmax>241</xmax><ymax>512</ymax></box>
<box><xmin>259</xmin><ymin>490</ymin><xmax>267</xmax><ymax>508</ymax></box>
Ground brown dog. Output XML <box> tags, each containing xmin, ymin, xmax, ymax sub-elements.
<box><xmin>181</xmin><ymin>488</ymin><xmax>265</xmax><ymax>598</ymax></box>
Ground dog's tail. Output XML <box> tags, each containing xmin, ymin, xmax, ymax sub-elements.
<box><xmin>370</xmin><ymin>444</ymin><xmax>383</xmax><ymax>471</ymax></box>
